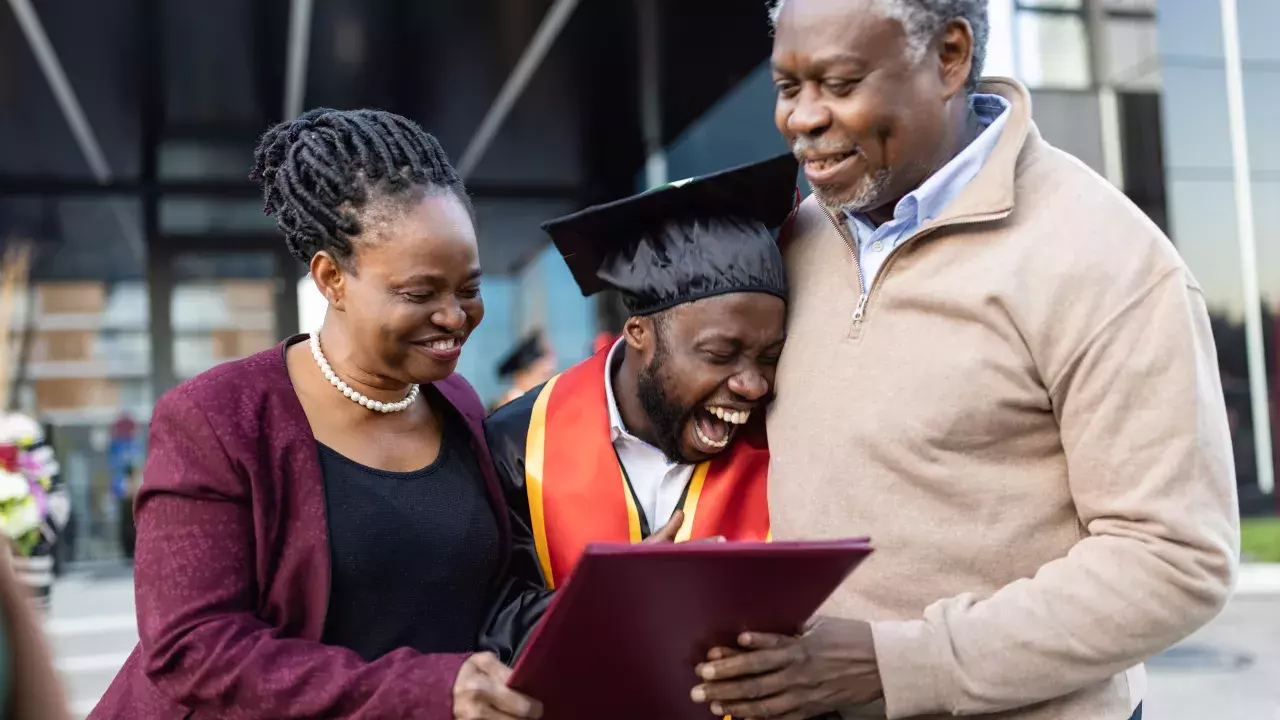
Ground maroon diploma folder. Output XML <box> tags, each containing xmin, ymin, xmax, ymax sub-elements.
<box><xmin>507</xmin><ymin>539</ymin><xmax>873</xmax><ymax>720</ymax></box>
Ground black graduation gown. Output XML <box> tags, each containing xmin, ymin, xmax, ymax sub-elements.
<box><xmin>478</xmin><ymin>383</ymin><xmax>554</xmax><ymax>665</ymax></box>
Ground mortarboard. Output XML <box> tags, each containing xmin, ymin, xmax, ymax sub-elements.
<box><xmin>496</xmin><ymin>332</ymin><xmax>549</xmax><ymax>378</ymax></box>
<box><xmin>541</xmin><ymin>153</ymin><xmax>799</xmax><ymax>317</ymax></box>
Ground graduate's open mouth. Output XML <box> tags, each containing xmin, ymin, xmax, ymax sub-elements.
<box><xmin>691</xmin><ymin>405</ymin><xmax>752</xmax><ymax>454</ymax></box>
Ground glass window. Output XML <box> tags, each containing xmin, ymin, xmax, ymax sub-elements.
<box><xmin>159</xmin><ymin>140</ymin><xmax>254</xmax><ymax>181</ymax></box>
<box><xmin>985</xmin><ymin>0</ymin><xmax>1018</xmax><ymax>78</ymax></box>
<box><xmin>1017</xmin><ymin>0</ymin><xmax>1081</xmax><ymax>9</ymax></box>
<box><xmin>1103</xmin><ymin>0</ymin><xmax>1155</xmax><ymax>12</ymax></box>
<box><xmin>1105</xmin><ymin>17</ymin><xmax>1161</xmax><ymax>91</ymax></box>
<box><xmin>1017</xmin><ymin>11</ymin><xmax>1092</xmax><ymax>89</ymax></box>
<box><xmin>160</xmin><ymin>198</ymin><xmax>276</xmax><ymax>235</ymax></box>
<box><xmin>169</xmin><ymin>252</ymin><xmax>279</xmax><ymax>380</ymax></box>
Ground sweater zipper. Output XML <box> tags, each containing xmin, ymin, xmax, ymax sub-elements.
<box><xmin>822</xmin><ymin>210</ymin><xmax>869</xmax><ymax>336</ymax></box>
<box><xmin>821</xmin><ymin>206</ymin><xmax>1011</xmax><ymax>338</ymax></box>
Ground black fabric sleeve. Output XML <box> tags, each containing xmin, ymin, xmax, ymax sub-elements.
<box><xmin>478</xmin><ymin>385</ymin><xmax>556</xmax><ymax>665</ymax></box>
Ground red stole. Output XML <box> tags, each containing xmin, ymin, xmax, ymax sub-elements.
<box><xmin>524</xmin><ymin>348</ymin><xmax>771</xmax><ymax>589</ymax></box>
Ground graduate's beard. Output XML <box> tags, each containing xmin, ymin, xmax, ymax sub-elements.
<box><xmin>636</xmin><ymin>341</ymin><xmax>693</xmax><ymax>465</ymax></box>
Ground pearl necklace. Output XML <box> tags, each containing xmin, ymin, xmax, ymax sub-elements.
<box><xmin>309</xmin><ymin>332</ymin><xmax>420</xmax><ymax>413</ymax></box>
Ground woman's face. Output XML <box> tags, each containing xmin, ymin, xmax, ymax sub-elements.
<box><xmin>317</xmin><ymin>190</ymin><xmax>484</xmax><ymax>385</ymax></box>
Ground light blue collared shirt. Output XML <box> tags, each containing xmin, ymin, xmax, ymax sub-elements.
<box><xmin>846</xmin><ymin>94</ymin><xmax>1011</xmax><ymax>292</ymax></box>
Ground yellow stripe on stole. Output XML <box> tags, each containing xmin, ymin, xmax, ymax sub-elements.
<box><xmin>674</xmin><ymin>462</ymin><xmax>711</xmax><ymax>543</ymax></box>
<box><xmin>524</xmin><ymin>375</ymin><xmax>560</xmax><ymax>589</ymax></box>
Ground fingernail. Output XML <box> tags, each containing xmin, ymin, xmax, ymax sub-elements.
<box><xmin>740</xmin><ymin>632</ymin><xmax>752</xmax><ymax>644</ymax></box>
<box><xmin>699</xmin><ymin>665</ymin><xmax>716</xmax><ymax>679</ymax></box>
<box><xmin>711</xmin><ymin>703</ymin><xmax>724</xmax><ymax>715</ymax></box>
<box><xmin>691</xmin><ymin>686</ymin><xmax>705</xmax><ymax>702</ymax></box>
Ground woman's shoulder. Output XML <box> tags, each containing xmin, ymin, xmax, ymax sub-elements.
<box><xmin>432</xmin><ymin>373</ymin><xmax>486</xmax><ymax>427</ymax></box>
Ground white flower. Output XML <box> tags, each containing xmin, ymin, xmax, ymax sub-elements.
<box><xmin>0</xmin><ymin>413</ymin><xmax>42</xmax><ymax>445</ymax></box>
<box><xmin>0</xmin><ymin>471</ymin><xmax>30</xmax><ymax>503</ymax></box>
<box><xmin>0</xmin><ymin>495</ymin><xmax>40</xmax><ymax>539</ymax></box>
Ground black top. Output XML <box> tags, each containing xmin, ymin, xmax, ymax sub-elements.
<box><xmin>541</xmin><ymin>153</ymin><xmax>798</xmax><ymax>316</ymax></box>
<box><xmin>319</xmin><ymin>398</ymin><xmax>501</xmax><ymax>661</ymax></box>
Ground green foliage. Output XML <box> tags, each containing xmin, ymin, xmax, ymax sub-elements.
<box><xmin>1240</xmin><ymin>517</ymin><xmax>1280</xmax><ymax>563</ymax></box>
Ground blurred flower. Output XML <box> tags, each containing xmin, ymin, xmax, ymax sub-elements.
<box><xmin>0</xmin><ymin>469</ymin><xmax>29</xmax><ymax>502</ymax></box>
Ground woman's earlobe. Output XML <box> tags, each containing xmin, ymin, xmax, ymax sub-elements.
<box><xmin>311</xmin><ymin>252</ymin><xmax>347</xmax><ymax>311</ymax></box>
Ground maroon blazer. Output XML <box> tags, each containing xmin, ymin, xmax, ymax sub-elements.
<box><xmin>91</xmin><ymin>338</ymin><xmax>511</xmax><ymax>719</ymax></box>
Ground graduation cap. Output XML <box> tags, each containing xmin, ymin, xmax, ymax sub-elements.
<box><xmin>542</xmin><ymin>153</ymin><xmax>799</xmax><ymax>317</ymax></box>
<box><xmin>496</xmin><ymin>332</ymin><xmax>549</xmax><ymax>379</ymax></box>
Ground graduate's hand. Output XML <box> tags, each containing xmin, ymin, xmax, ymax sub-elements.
<box><xmin>453</xmin><ymin>652</ymin><xmax>543</xmax><ymax>720</ymax></box>
<box><xmin>641</xmin><ymin>510</ymin><xmax>685</xmax><ymax>543</ymax></box>
<box><xmin>690</xmin><ymin>617</ymin><xmax>882</xmax><ymax>719</ymax></box>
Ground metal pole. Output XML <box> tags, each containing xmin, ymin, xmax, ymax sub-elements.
<box><xmin>1220</xmin><ymin>0</ymin><xmax>1274</xmax><ymax>494</ymax></box>
<box><xmin>456</xmin><ymin>0</ymin><xmax>581</xmax><ymax>179</ymax></box>
<box><xmin>6</xmin><ymin>0</ymin><xmax>143</xmax><ymax>262</ymax></box>
<box><xmin>637</xmin><ymin>0</ymin><xmax>667</xmax><ymax>189</ymax></box>
<box><xmin>283</xmin><ymin>0</ymin><xmax>314</xmax><ymax>120</ymax></box>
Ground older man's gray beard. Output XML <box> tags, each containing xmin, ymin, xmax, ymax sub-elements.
<box><xmin>791</xmin><ymin>139</ymin><xmax>894</xmax><ymax>215</ymax></box>
<box><xmin>816</xmin><ymin>167</ymin><xmax>893</xmax><ymax>215</ymax></box>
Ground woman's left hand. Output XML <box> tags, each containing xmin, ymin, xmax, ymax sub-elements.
<box><xmin>452</xmin><ymin>652</ymin><xmax>543</xmax><ymax>720</ymax></box>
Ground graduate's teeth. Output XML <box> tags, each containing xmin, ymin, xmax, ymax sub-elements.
<box><xmin>428</xmin><ymin>338</ymin><xmax>458</xmax><ymax>351</ymax></box>
<box><xmin>694</xmin><ymin>421</ymin><xmax>729</xmax><ymax>449</ymax></box>
<box><xmin>706</xmin><ymin>406</ymin><xmax>751</xmax><ymax>425</ymax></box>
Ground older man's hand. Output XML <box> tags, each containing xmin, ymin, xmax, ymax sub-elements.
<box><xmin>689</xmin><ymin>617</ymin><xmax>882</xmax><ymax>719</ymax></box>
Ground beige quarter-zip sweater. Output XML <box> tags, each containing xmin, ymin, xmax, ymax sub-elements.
<box><xmin>767</xmin><ymin>78</ymin><xmax>1239</xmax><ymax>719</ymax></box>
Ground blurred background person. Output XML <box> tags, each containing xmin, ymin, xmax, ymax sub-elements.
<box><xmin>115</xmin><ymin>464</ymin><xmax>138</xmax><ymax>562</ymax></box>
<box><xmin>490</xmin><ymin>331</ymin><xmax>556</xmax><ymax>411</ymax></box>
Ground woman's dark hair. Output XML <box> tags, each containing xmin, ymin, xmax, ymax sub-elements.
<box><xmin>250</xmin><ymin>108</ymin><xmax>471</xmax><ymax>267</ymax></box>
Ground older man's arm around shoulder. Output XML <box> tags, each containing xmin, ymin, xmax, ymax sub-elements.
<box><xmin>869</xmin><ymin>263</ymin><xmax>1239</xmax><ymax>717</ymax></box>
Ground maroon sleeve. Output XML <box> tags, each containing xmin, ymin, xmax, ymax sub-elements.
<box><xmin>133</xmin><ymin>390</ymin><xmax>467</xmax><ymax>719</ymax></box>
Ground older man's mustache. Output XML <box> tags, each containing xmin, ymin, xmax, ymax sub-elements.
<box><xmin>791</xmin><ymin>137</ymin><xmax>861</xmax><ymax>160</ymax></box>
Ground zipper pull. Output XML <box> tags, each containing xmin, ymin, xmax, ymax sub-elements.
<box><xmin>852</xmin><ymin>294</ymin><xmax>868</xmax><ymax>326</ymax></box>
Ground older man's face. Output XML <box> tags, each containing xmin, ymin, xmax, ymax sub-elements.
<box><xmin>771</xmin><ymin>0</ymin><xmax>968</xmax><ymax>215</ymax></box>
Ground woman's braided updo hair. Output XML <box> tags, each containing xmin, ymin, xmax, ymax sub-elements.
<box><xmin>250</xmin><ymin>108</ymin><xmax>471</xmax><ymax>266</ymax></box>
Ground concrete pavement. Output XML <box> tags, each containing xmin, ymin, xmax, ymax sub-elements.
<box><xmin>43</xmin><ymin>562</ymin><xmax>1280</xmax><ymax>719</ymax></box>
<box><xmin>46</xmin><ymin>564</ymin><xmax>137</xmax><ymax>718</ymax></box>
<box><xmin>1145</xmin><ymin>565</ymin><xmax>1280</xmax><ymax>719</ymax></box>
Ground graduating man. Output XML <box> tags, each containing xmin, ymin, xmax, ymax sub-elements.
<box><xmin>482</xmin><ymin>154</ymin><xmax>798</xmax><ymax>661</ymax></box>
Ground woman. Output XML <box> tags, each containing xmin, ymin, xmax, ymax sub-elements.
<box><xmin>91</xmin><ymin>109</ymin><xmax>541</xmax><ymax>719</ymax></box>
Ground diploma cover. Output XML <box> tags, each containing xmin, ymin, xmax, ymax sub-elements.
<box><xmin>507</xmin><ymin>539</ymin><xmax>872</xmax><ymax>720</ymax></box>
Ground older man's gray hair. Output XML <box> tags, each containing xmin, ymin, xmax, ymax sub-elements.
<box><xmin>768</xmin><ymin>0</ymin><xmax>989</xmax><ymax>92</ymax></box>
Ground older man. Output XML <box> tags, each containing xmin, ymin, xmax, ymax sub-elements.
<box><xmin>690</xmin><ymin>1</ymin><xmax>1238</xmax><ymax>719</ymax></box>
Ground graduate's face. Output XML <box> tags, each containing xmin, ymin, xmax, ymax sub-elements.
<box><xmin>311</xmin><ymin>190</ymin><xmax>484</xmax><ymax>385</ymax></box>
<box><xmin>771</xmin><ymin>0</ymin><xmax>972</xmax><ymax>214</ymax></box>
<box><xmin>632</xmin><ymin>293</ymin><xmax>786</xmax><ymax>464</ymax></box>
